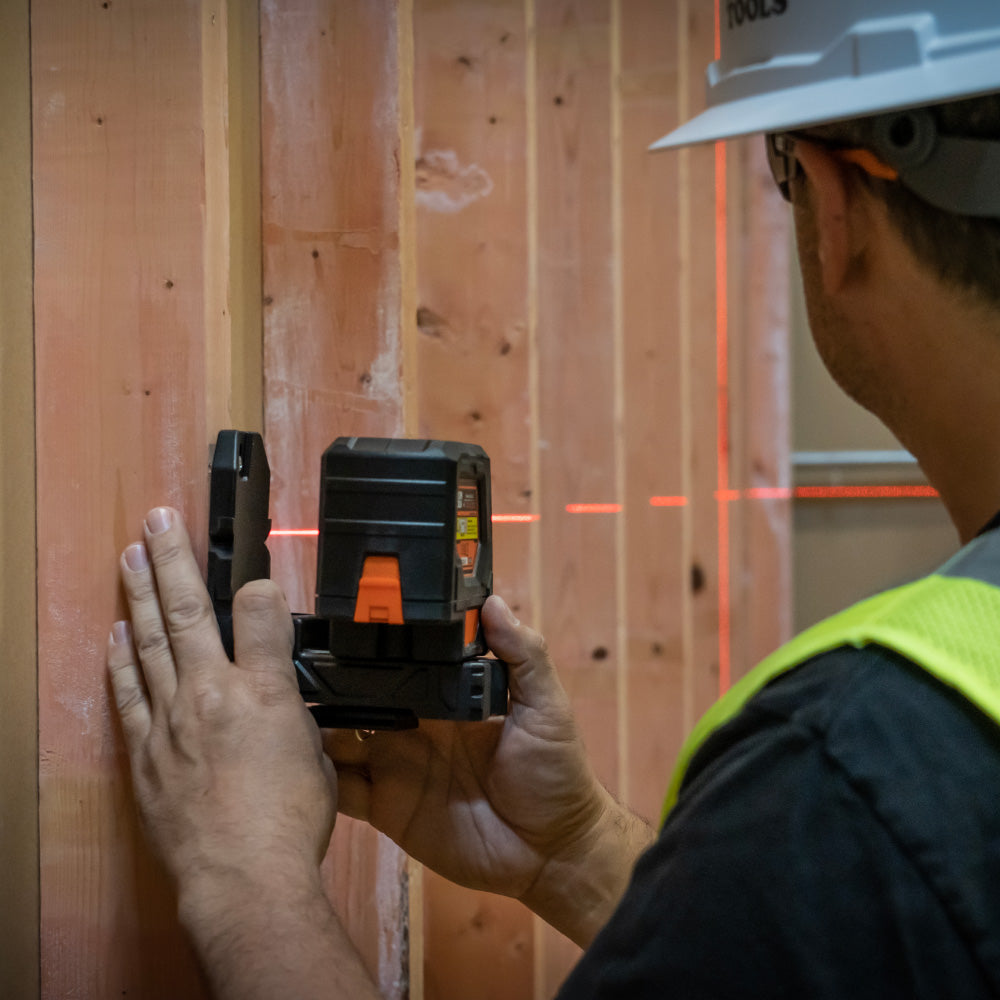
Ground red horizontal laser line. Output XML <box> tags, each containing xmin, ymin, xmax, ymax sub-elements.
<box><xmin>649</xmin><ymin>496</ymin><xmax>688</xmax><ymax>507</ymax></box>
<box><xmin>795</xmin><ymin>485</ymin><xmax>939</xmax><ymax>499</ymax></box>
<box><xmin>707</xmin><ymin>486</ymin><xmax>939</xmax><ymax>503</ymax></box>
<box><xmin>745</xmin><ymin>487</ymin><xmax>793</xmax><ymax>500</ymax></box>
<box><xmin>270</xmin><ymin>515</ymin><xmax>541</xmax><ymax>537</ymax></box>
<box><xmin>268</xmin><ymin>485</ymin><xmax>941</xmax><ymax>536</ymax></box>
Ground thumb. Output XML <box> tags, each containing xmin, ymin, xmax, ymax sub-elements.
<box><xmin>481</xmin><ymin>595</ymin><xmax>573</xmax><ymax>720</ymax></box>
<box><xmin>232</xmin><ymin>579</ymin><xmax>295</xmax><ymax>675</ymax></box>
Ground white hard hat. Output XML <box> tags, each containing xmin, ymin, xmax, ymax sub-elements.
<box><xmin>653</xmin><ymin>1</ymin><xmax>1000</xmax><ymax>150</ymax></box>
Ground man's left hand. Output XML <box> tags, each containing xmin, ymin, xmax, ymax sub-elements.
<box><xmin>107</xmin><ymin>506</ymin><xmax>337</xmax><ymax>896</ymax></box>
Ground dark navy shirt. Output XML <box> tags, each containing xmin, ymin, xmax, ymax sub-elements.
<box><xmin>557</xmin><ymin>645</ymin><xmax>1000</xmax><ymax>998</ymax></box>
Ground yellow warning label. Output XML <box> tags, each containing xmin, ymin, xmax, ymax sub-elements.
<box><xmin>456</xmin><ymin>516</ymin><xmax>479</xmax><ymax>542</ymax></box>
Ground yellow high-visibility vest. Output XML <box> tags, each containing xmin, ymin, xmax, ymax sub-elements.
<box><xmin>662</xmin><ymin>526</ymin><xmax>1000</xmax><ymax>824</ymax></box>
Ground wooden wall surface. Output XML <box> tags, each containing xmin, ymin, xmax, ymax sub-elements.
<box><xmin>29</xmin><ymin>0</ymin><xmax>261</xmax><ymax>995</ymax></box>
<box><xmin>10</xmin><ymin>0</ymin><xmax>788</xmax><ymax>996</ymax></box>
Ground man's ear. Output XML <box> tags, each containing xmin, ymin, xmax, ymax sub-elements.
<box><xmin>794</xmin><ymin>140</ymin><xmax>854</xmax><ymax>296</ymax></box>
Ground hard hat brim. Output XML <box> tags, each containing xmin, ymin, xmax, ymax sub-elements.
<box><xmin>651</xmin><ymin>53</ymin><xmax>1000</xmax><ymax>150</ymax></box>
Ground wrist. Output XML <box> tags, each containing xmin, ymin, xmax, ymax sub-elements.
<box><xmin>175</xmin><ymin>859</ymin><xmax>368</xmax><ymax>1000</ymax></box>
<box><xmin>521</xmin><ymin>789</ymin><xmax>655</xmax><ymax>948</ymax></box>
<box><xmin>176</xmin><ymin>853</ymin><xmax>329</xmax><ymax>942</ymax></box>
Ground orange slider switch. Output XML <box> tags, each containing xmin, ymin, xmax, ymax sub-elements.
<box><xmin>353</xmin><ymin>555</ymin><xmax>405</xmax><ymax>625</ymax></box>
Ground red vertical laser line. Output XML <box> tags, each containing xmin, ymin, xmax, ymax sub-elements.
<box><xmin>714</xmin><ymin>2</ymin><xmax>731</xmax><ymax>696</ymax></box>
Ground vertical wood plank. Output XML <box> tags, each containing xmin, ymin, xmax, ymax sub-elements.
<box><xmin>261</xmin><ymin>0</ymin><xmax>407</xmax><ymax>609</ymax></box>
<box><xmin>204</xmin><ymin>0</ymin><xmax>236</xmax><ymax>439</ymax></box>
<box><xmin>534</xmin><ymin>0</ymin><xmax>618</xmax><ymax>791</ymax></box>
<box><xmin>409</xmin><ymin>2</ymin><xmax>536</xmax><ymax>998</ymax></box>
<box><xmin>32</xmin><ymin>0</ymin><xmax>244</xmax><ymax>993</ymax></box>
<box><xmin>0</xmin><ymin>0</ymin><xmax>40</xmax><ymax>994</ymax></box>
<box><xmin>676</xmin><ymin>4</ymin><xmax>792</xmax><ymax>729</ymax></box>
<box><xmin>534</xmin><ymin>0</ymin><xmax>617</xmax><ymax>991</ymax></box>
<box><xmin>259</xmin><ymin>1</ymin><xmax>409</xmax><ymax>993</ymax></box>
<box><xmin>226</xmin><ymin>0</ymin><xmax>266</xmax><ymax>434</ymax></box>
<box><xmin>202</xmin><ymin>0</ymin><xmax>265</xmax><ymax>435</ymax></box>
<box><xmin>398</xmin><ymin>4</ymin><xmax>425</xmax><ymax>997</ymax></box>
<box><xmin>680</xmin><ymin>0</ymin><xmax>726</xmax><ymax>726</ymax></box>
<box><xmin>726</xmin><ymin>136</ymin><xmax>791</xmax><ymax>678</ymax></box>
<box><xmin>617</xmin><ymin>0</ymin><xmax>689</xmax><ymax>825</ymax></box>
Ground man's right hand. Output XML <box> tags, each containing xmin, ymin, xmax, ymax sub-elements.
<box><xmin>324</xmin><ymin>595</ymin><xmax>654</xmax><ymax>948</ymax></box>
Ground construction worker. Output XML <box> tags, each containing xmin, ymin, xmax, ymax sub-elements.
<box><xmin>108</xmin><ymin>3</ymin><xmax>1000</xmax><ymax>997</ymax></box>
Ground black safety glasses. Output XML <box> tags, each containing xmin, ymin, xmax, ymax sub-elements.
<box><xmin>765</xmin><ymin>132</ymin><xmax>900</xmax><ymax>203</ymax></box>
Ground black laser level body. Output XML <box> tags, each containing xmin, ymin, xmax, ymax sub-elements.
<box><xmin>207</xmin><ymin>430</ymin><xmax>509</xmax><ymax>730</ymax></box>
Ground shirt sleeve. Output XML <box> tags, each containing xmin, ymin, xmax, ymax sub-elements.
<box><xmin>554</xmin><ymin>647</ymin><xmax>1000</xmax><ymax>1000</ymax></box>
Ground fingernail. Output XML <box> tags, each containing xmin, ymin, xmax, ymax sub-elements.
<box><xmin>124</xmin><ymin>542</ymin><xmax>149</xmax><ymax>572</ymax></box>
<box><xmin>110</xmin><ymin>621</ymin><xmax>131</xmax><ymax>646</ymax></box>
<box><xmin>145</xmin><ymin>507</ymin><xmax>172</xmax><ymax>535</ymax></box>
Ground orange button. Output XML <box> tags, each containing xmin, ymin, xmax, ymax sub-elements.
<box><xmin>464</xmin><ymin>608</ymin><xmax>480</xmax><ymax>647</ymax></box>
<box><xmin>354</xmin><ymin>555</ymin><xmax>404</xmax><ymax>624</ymax></box>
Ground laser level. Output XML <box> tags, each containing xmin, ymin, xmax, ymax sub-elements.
<box><xmin>207</xmin><ymin>430</ymin><xmax>509</xmax><ymax>730</ymax></box>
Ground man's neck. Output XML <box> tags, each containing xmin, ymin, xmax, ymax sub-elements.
<box><xmin>876</xmin><ymin>289</ymin><xmax>1000</xmax><ymax>545</ymax></box>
